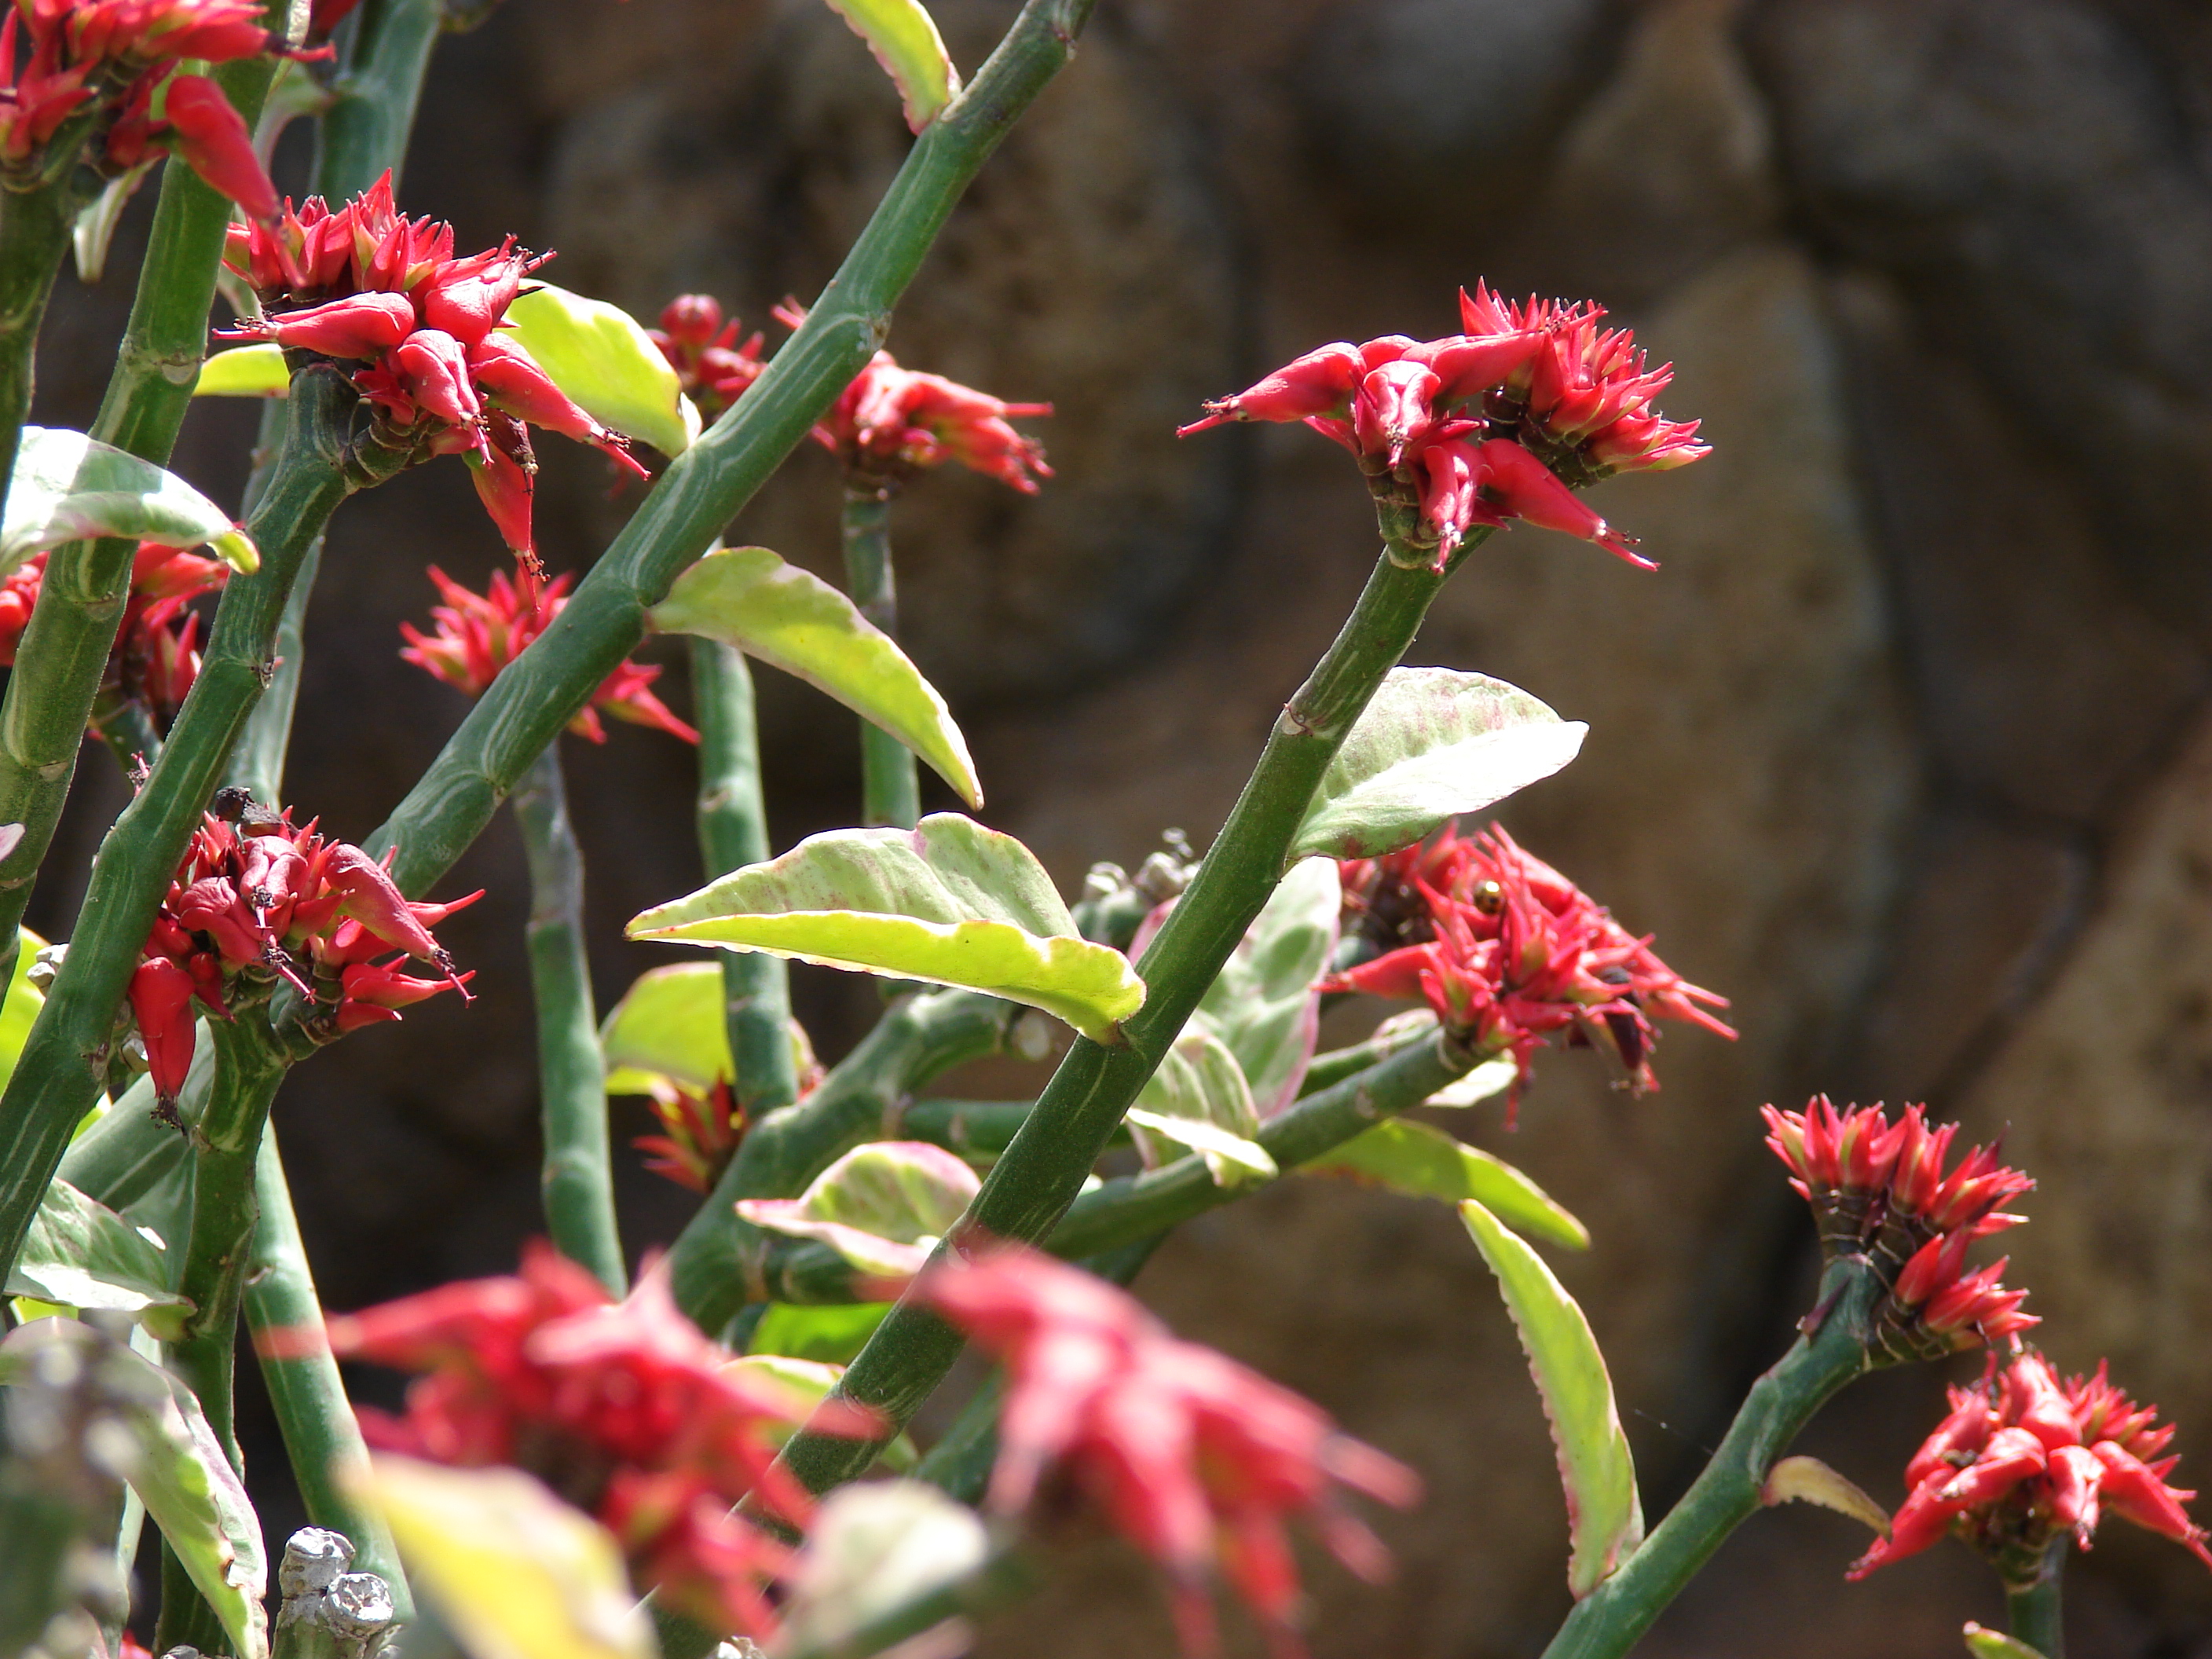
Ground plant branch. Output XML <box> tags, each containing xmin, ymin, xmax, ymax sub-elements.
<box><xmin>0</xmin><ymin>179</ymin><xmax>75</xmax><ymax>525</ymax></box>
<box><xmin>314</xmin><ymin>0</ymin><xmax>441</xmax><ymax>200</ymax></box>
<box><xmin>513</xmin><ymin>742</ymin><xmax>625</xmax><ymax>1295</ymax></box>
<box><xmin>2005</xmin><ymin>1544</ymin><xmax>2066</xmax><ymax>1658</ymax></box>
<box><xmin>839</xmin><ymin>489</ymin><xmax>917</xmax><ymax>830</ymax></box>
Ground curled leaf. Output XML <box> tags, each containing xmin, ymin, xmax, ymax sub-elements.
<box><xmin>1761</xmin><ymin>1455</ymin><xmax>1890</xmax><ymax>1536</ymax></box>
<box><xmin>737</xmin><ymin>1141</ymin><xmax>980</xmax><ymax>1280</ymax></box>
<box><xmin>1309</xmin><ymin>1119</ymin><xmax>1587</xmax><ymax>1251</ymax></box>
<box><xmin>5</xmin><ymin>427</ymin><xmax>258</xmax><ymax>573</ymax></box>
<box><xmin>1125</xmin><ymin>1027</ymin><xmax>1276</xmax><ymax>1186</ymax></box>
<box><xmin>192</xmin><ymin>342</ymin><xmax>291</xmax><ymax>398</ymax></box>
<box><xmin>819</xmin><ymin>0</ymin><xmax>960</xmax><ymax>132</ymax></box>
<box><xmin>598</xmin><ymin>961</ymin><xmax>734</xmax><ymax>1094</ymax></box>
<box><xmin>1192</xmin><ymin>856</ymin><xmax>1339</xmax><ymax>1116</ymax></box>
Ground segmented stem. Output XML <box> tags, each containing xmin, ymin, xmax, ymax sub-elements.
<box><xmin>839</xmin><ymin>489</ymin><xmax>919</xmax><ymax>830</ymax></box>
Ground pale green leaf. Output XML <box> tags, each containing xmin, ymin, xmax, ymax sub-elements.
<box><xmin>1194</xmin><ymin>857</ymin><xmax>1339</xmax><ymax>1115</ymax></box>
<box><xmin>0</xmin><ymin>925</ymin><xmax>46</xmax><ymax>1088</ymax></box>
<box><xmin>1964</xmin><ymin>1625</ymin><xmax>2048</xmax><ymax>1659</ymax></box>
<box><xmin>1126</xmin><ymin>1028</ymin><xmax>1276</xmax><ymax>1186</ymax></box>
<box><xmin>192</xmin><ymin>342</ymin><xmax>291</xmax><ymax>398</ymax></box>
<box><xmin>776</xmin><ymin>1480</ymin><xmax>989</xmax><ymax>1657</ymax></box>
<box><xmin>1290</xmin><ymin>667</ymin><xmax>1586</xmax><ymax>864</ymax></box>
<box><xmin>72</xmin><ymin>159</ymin><xmax>156</xmax><ymax>284</ymax></box>
<box><xmin>362</xmin><ymin>1456</ymin><xmax>654</xmax><ymax>1659</ymax></box>
<box><xmin>749</xmin><ymin>1302</ymin><xmax>892</xmax><ymax>1365</ymax></box>
<box><xmin>628</xmin><ymin>814</ymin><xmax>1144</xmax><ymax>1041</ymax></box>
<box><xmin>737</xmin><ymin>1141</ymin><xmax>979</xmax><ymax>1278</ymax></box>
<box><xmin>1308</xmin><ymin>1119</ymin><xmax>1586</xmax><ymax>1251</ymax></box>
<box><xmin>599</xmin><ymin>961</ymin><xmax>732</xmax><ymax>1094</ymax></box>
<box><xmin>504</xmin><ymin>284</ymin><xmax>699</xmax><ymax>458</ymax></box>
<box><xmin>650</xmin><ymin>545</ymin><xmax>981</xmax><ymax>809</ymax></box>
<box><xmin>1459</xmin><ymin>1198</ymin><xmax>1642</xmax><ymax>1597</ymax></box>
<box><xmin>1761</xmin><ymin>1455</ymin><xmax>1889</xmax><ymax>1536</ymax></box>
<box><xmin>7</xmin><ymin>1177</ymin><xmax>191</xmax><ymax>1339</ymax></box>
<box><xmin>5</xmin><ymin>428</ymin><xmax>257</xmax><ymax>573</ymax></box>
<box><xmin>819</xmin><ymin>0</ymin><xmax>960</xmax><ymax>131</ymax></box>
<box><xmin>1425</xmin><ymin>1056</ymin><xmax>1518</xmax><ymax>1108</ymax></box>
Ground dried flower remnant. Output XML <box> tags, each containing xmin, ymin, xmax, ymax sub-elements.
<box><xmin>1849</xmin><ymin>1350</ymin><xmax>2212</xmax><ymax>1584</ymax></box>
<box><xmin>1324</xmin><ymin>822</ymin><xmax>1733</xmax><ymax>1120</ymax></box>
<box><xmin>1762</xmin><ymin>1097</ymin><xmax>2037</xmax><ymax>1361</ymax></box>
<box><xmin>921</xmin><ymin>1246</ymin><xmax>1420</xmax><ymax>1658</ymax></box>
<box><xmin>400</xmin><ymin>563</ymin><xmax>698</xmax><ymax>745</ymax></box>
<box><xmin>320</xmin><ymin>1246</ymin><xmax>877</xmax><ymax>1634</ymax></box>
<box><xmin>649</xmin><ymin>294</ymin><xmax>767</xmax><ymax>423</ymax></box>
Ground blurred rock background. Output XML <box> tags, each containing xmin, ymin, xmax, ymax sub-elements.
<box><xmin>27</xmin><ymin>0</ymin><xmax>2212</xmax><ymax>1652</ymax></box>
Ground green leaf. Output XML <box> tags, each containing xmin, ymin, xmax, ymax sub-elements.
<box><xmin>778</xmin><ymin>1480</ymin><xmax>989</xmax><ymax>1656</ymax></box>
<box><xmin>737</xmin><ymin>1141</ymin><xmax>979</xmax><ymax>1278</ymax></box>
<box><xmin>5</xmin><ymin>427</ymin><xmax>258</xmax><ymax>574</ymax></box>
<box><xmin>6</xmin><ymin>1177</ymin><xmax>192</xmax><ymax>1339</ymax></box>
<box><xmin>650</xmin><ymin>545</ymin><xmax>982</xmax><ymax>810</ymax></box>
<box><xmin>628</xmin><ymin>814</ymin><xmax>1144</xmax><ymax>1042</ymax></box>
<box><xmin>1964</xmin><ymin>1625</ymin><xmax>2049</xmax><ymax>1659</ymax></box>
<box><xmin>1425</xmin><ymin>1055</ymin><xmax>1518</xmax><ymax>1108</ymax></box>
<box><xmin>1289</xmin><ymin>667</ymin><xmax>1586</xmax><ymax>865</ymax></box>
<box><xmin>749</xmin><ymin>1301</ymin><xmax>892</xmax><ymax>1365</ymax></box>
<box><xmin>363</xmin><ymin>1455</ymin><xmax>654</xmax><ymax>1659</ymax></box>
<box><xmin>1194</xmin><ymin>856</ymin><xmax>1339</xmax><ymax>1115</ymax></box>
<box><xmin>503</xmin><ymin>284</ymin><xmax>701</xmax><ymax>458</ymax></box>
<box><xmin>1459</xmin><ymin>1197</ymin><xmax>1642</xmax><ymax>1597</ymax></box>
<box><xmin>1760</xmin><ymin>1455</ymin><xmax>1889</xmax><ymax>1536</ymax></box>
<box><xmin>725</xmin><ymin>1354</ymin><xmax>918</xmax><ymax>1471</ymax></box>
<box><xmin>0</xmin><ymin>925</ymin><xmax>45</xmax><ymax>1088</ymax></box>
<box><xmin>192</xmin><ymin>342</ymin><xmax>291</xmax><ymax>398</ymax></box>
<box><xmin>598</xmin><ymin>961</ymin><xmax>733</xmax><ymax>1094</ymax></box>
<box><xmin>1126</xmin><ymin>1028</ymin><xmax>1276</xmax><ymax>1186</ymax></box>
<box><xmin>1308</xmin><ymin>1120</ymin><xmax>1587</xmax><ymax>1251</ymax></box>
<box><xmin>820</xmin><ymin>0</ymin><xmax>960</xmax><ymax>131</ymax></box>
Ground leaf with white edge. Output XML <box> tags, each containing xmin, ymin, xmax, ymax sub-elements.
<box><xmin>1459</xmin><ymin>1197</ymin><xmax>1643</xmax><ymax>1597</ymax></box>
<box><xmin>650</xmin><ymin>545</ymin><xmax>981</xmax><ymax>809</ymax></box>
<box><xmin>1125</xmin><ymin>1028</ymin><xmax>1276</xmax><ymax>1187</ymax></box>
<box><xmin>737</xmin><ymin>1141</ymin><xmax>979</xmax><ymax>1280</ymax></box>
<box><xmin>1425</xmin><ymin>1057</ymin><xmax>1519</xmax><ymax>1108</ymax></box>
<box><xmin>628</xmin><ymin>814</ymin><xmax>1143</xmax><ymax>1041</ymax></box>
<box><xmin>0</xmin><ymin>924</ymin><xmax>44</xmax><ymax>1086</ymax></box>
<box><xmin>749</xmin><ymin>1301</ymin><xmax>892</xmax><ymax>1365</ymax></box>
<box><xmin>504</xmin><ymin>284</ymin><xmax>699</xmax><ymax>458</ymax></box>
<box><xmin>361</xmin><ymin>1455</ymin><xmax>654</xmax><ymax>1659</ymax></box>
<box><xmin>819</xmin><ymin>0</ymin><xmax>959</xmax><ymax>132</ymax></box>
<box><xmin>5</xmin><ymin>428</ymin><xmax>258</xmax><ymax>574</ymax></box>
<box><xmin>1194</xmin><ymin>857</ymin><xmax>1339</xmax><ymax>1117</ymax></box>
<box><xmin>599</xmin><ymin>961</ymin><xmax>732</xmax><ymax>1094</ymax></box>
<box><xmin>775</xmin><ymin>1479</ymin><xmax>989</xmax><ymax>1657</ymax></box>
<box><xmin>1964</xmin><ymin>1625</ymin><xmax>2049</xmax><ymax>1659</ymax></box>
<box><xmin>72</xmin><ymin>159</ymin><xmax>156</xmax><ymax>283</ymax></box>
<box><xmin>1761</xmin><ymin>1455</ymin><xmax>1890</xmax><ymax>1536</ymax></box>
<box><xmin>6</xmin><ymin>1177</ymin><xmax>190</xmax><ymax>1339</ymax></box>
<box><xmin>1310</xmin><ymin>1121</ymin><xmax>1587</xmax><ymax>1251</ymax></box>
<box><xmin>0</xmin><ymin>1320</ymin><xmax>269</xmax><ymax>1659</ymax></box>
<box><xmin>192</xmin><ymin>342</ymin><xmax>291</xmax><ymax>397</ymax></box>
<box><xmin>727</xmin><ymin>1355</ymin><xmax>919</xmax><ymax>1471</ymax></box>
<box><xmin>1289</xmin><ymin>667</ymin><xmax>1585</xmax><ymax>865</ymax></box>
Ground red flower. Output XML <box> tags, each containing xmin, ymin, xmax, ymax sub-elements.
<box><xmin>1762</xmin><ymin>1098</ymin><xmax>2037</xmax><ymax>1361</ymax></box>
<box><xmin>324</xmin><ymin>1246</ymin><xmax>873</xmax><ymax>1634</ymax></box>
<box><xmin>631</xmin><ymin>1077</ymin><xmax>745</xmax><ymax>1196</ymax></box>
<box><xmin>399</xmin><ymin>564</ymin><xmax>698</xmax><ymax>745</ymax></box>
<box><xmin>1324</xmin><ymin>822</ymin><xmax>1733</xmax><ymax>1121</ymax></box>
<box><xmin>650</xmin><ymin>295</ymin><xmax>767</xmax><ymax>423</ymax></box>
<box><xmin>921</xmin><ymin>1246</ymin><xmax>1419</xmax><ymax>1659</ymax></box>
<box><xmin>1849</xmin><ymin>1350</ymin><xmax>2212</xmax><ymax>1584</ymax></box>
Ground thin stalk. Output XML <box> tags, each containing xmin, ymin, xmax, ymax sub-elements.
<box><xmin>690</xmin><ymin>637</ymin><xmax>799</xmax><ymax>1116</ymax></box>
<box><xmin>225</xmin><ymin>537</ymin><xmax>320</xmax><ymax>800</ymax></box>
<box><xmin>839</xmin><ymin>489</ymin><xmax>917</xmax><ymax>830</ymax></box>
<box><xmin>361</xmin><ymin>0</ymin><xmax>1102</xmax><ymax>900</ymax></box>
<box><xmin>775</xmin><ymin>542</ymin><xmax>1452</xmax><ymax>1493</ymax></box>
<box><xmin>1299</xmin><ymin>1016</ymin><xmax>1436</xmax><ymax>1097</ymax></box>
<box><xmin>1538</xmin><ymin>1265</ymin><xmax>1881</xmax><ymax>1659</ymax></box>
<box><xmin>0</xmin><ymin>180</ymin><xmax>74</xmax><ymax>524</ymax></box>
<box><xmin>512</xmin><ymin>742</ymin><xmax>625</xmax><ymax>1295</ymax></box>
<box><xmin>2005</xmin><ymin>1545</ymin><xmax>2066</xmax><ymax>1658</ymax></box>
<box><xmin>0</xmin><ymin>368</ymin><xmax>356</xmax><ymax>1283</ymax></box>
<box><xmin>896</xmin><ymin>1098</ymin><xmax>1040</xmax><ymax>1160</ymax></box>
<box><xmin>314</xmin><ymin>0</ymin><xmax>441</xmax><ymax>200</ymax></box>
<box><xmin>244</xmin><ymin>1126</ymin><xmax>413</xmax><ymax>1616</ymax></box>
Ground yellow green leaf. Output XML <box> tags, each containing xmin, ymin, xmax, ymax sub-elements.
<box><xmin>192</xmin><ymin>342</ymin><xmax>291</xmax><ymax>398</ymax></box>
<box><xmin>1311</xmin><ymin>1119</ymin><xmax>1588</xmax><ymax>1251</ymax></box>
<box><xmin>1125</xmin><ymin>1028</ymin><xmax>1276</xmax><ymax>1186</ymax></box>
<box><xmin>820</xmin><ymin>0</ymin><xmax>960</xmax><ymax>131</ymax></box>
<box><xmin>5</xmin><ymin>428</ymin><xmax>258</xmax><ymax>575</ymax></box>
<box><xmin>504</xmin><ymin>284</ymin><xmax>699</xmax><ymax>458</ymax></box>
<box><xmin>1761</xmin><ymin>1454</ymin><xmax>1890</xmax><ymax>1536</ymax></box>
<box><xmin>1964</xmin><ymin>1624</ymin><xmax>2049</xmax><ymax>1659</ymax></box>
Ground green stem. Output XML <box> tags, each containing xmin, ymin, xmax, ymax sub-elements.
<box><xmin>896</xmin><ymin>1097</ymin><xmax>1044</xmax><ymax>1160</ymax></box>
<box><xmin>244</xmin><ymin>1126</ymin><xmax>413</xmax><ymax>1617</ymax></box>
<box><xmin>1538</xmin><ymin>1265</ymin><xmax>1881</xmax><ymax>1659</ymax></box>
<box><xmin>1299</xmin><ymin>1017</ymin><xmax>1436</xmax><ymax>1097</ymax></box>
<box><xmin>839</xmin><ymin>489</ymin><xmax>917</xmax><ymax>830</ymax></box>
<box><xmin>2005</xmin><ymin>1545</ymin><xmax>2066</xmax><ymax>1658</ymax></box>
<box><xmin>0</xmin><ymin>181</ymin><xmax>74</xmax><ymax>526</ymax></box>
<box><xmin>225</xmin><ymin>537</ymin><xmax>320</xmax><ymax>801</ymax></box>
<box><xmin>775</xmin><ymin>543</ymin><xmax>1450</xmax><ymax>1492</ymax></box>
<box><xmin>314</xmin><ymin>0</ymin><xmax>441</xmax><ymax>200</ymax></box>
<box><xmin>0</xmin><ymin>368</ymin><xmax>354</xmax><ymax>1285</ymax></box>
<box><xmin>361</xmin><ymin>0</ymin><xmax>1101</xmax><ymax>901</ymax></box>
<box><xmin>512</xmin><ymin>742</ymin><xmax>625</xmax><ymax>1295</ymax></box>
<box><xmin>690</xmin><ymin>637</ymin><xmax>799</xmax><ymax>1117</ymax></box>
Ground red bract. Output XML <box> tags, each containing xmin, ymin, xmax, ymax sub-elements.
<box><xmin>632</xmin><ymin>1077</ymin><xmax>745</xmax><ymax>1195</ymax></box>
<box><xmin>1761</xmin><ymin>1097</ymin><xmax>2037</xmax><ymax>1360</ymax></box>
<box><xmin>1324</xmin><ymin>822</ymin><xmax>1733</xmax><ymax>1121</ymax></box>
<box><xmin>126</xmin><ymin>804</ymin><xmax>476</xmax><ymax>1106</ymax></box>
<box><xmin>650</xmin><ymin>294</ymin><xmax>767</xmax><ymax>422</ymax></box>
<box><xmin>220</xmin><ymin>175</ymin><xmax>646</xmax><ymax>556</ymax></box>
<box><xmin>323</xmin><ymin>1246</ymin><xmax>871</xmax><ymax>1635</ymax></box>
<box><xmin>1849</xmin><ymin>1350</ymin><xmax>2212</xmax><ymax>1585</ymax></box>
<box><xmin>921</xmin><ymin>1246</ymin><xmax>1420</xmax><ymax>1659</ymax></box>
<box><xmin>399</xmin><ymin>564</ymin><xmax>699</xmax><ymax>745</ymax></box>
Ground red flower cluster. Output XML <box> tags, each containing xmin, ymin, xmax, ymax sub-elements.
<box><xmin>322</xmin><ymin>1246</ymin><xmax>876</xmax><ymax>1634</ymax></box>
<box><xmin>773</xmin><ymin>300</ymin><xmax>1052</xmax><ymax>496</ymax></box>
<box><xmin>0</xmin><ymin>541</ymin><xmax>225</xmax><ymax>744</ymax></box>
<box><xmin>1324</xmin><ymin>822</ymin><xmax>1734</xmax><ymax>1120</ymax></box>
<box><xmin>632</xmin><ymin>1076</ymin><xmax>744</xmax><ymax>1195</ymax></box>
<box><xmin>1850</xmin><ymin>1350</ymin><xmax>2212</xmax><ymax>1584</ymax></box>
<box><xmin>1180</xmin><ymin>286</ymin><xmax>1705</xmax><ymax>570</ymax></box>
<box><xmin>222</xmin><ymin>174</ymin><xmax>645</xmax><ymax>558</ymax></box>
<box><xmin>128</xmin><ymin>801</ymin><xmax>474</xmax><ymax>1108</ymax></box>
<box><xmin>921</xmin><ymin>1247</ymin><xmax>1419</xmax><ymax>1659</ymax></box>
<box><xmin>1762</xmin><ymin>1097</ymin><xmax>2037</xmax><ymax>1360</ymax></box>
<box><xmin>399</xmin><ymin>562</ymin><xmax>697</xmax><ymax>745</ymax></box>
<box><xmin>649</xmin><ymin>295</ymin><xmax>767</xmax><ymax>423</ymax></box>
<box><xmin>0</xmin><ymin>0</ymin><xmax>284</xmax><ymax>214</ymax></box>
